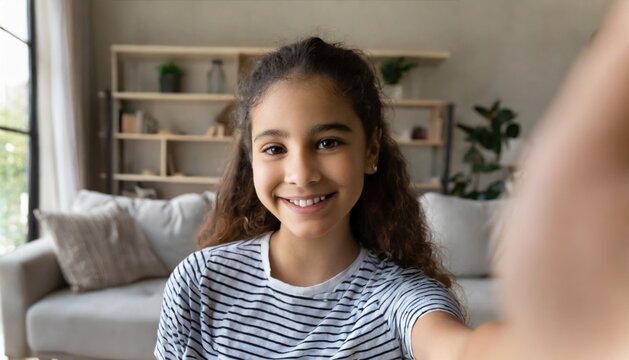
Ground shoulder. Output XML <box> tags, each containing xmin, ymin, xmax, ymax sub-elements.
<box><xmin>368</xmin><ymin>253</ymin><xmax>464</xmax><ymax>322</ymax></box>
<box><xmin>168</xmin><ymin>234</ymin><xmax>266</xmax><ymax>290</ymax></box>
<box><xmin>369</xmin><ymin>253</ymin><xmax>445</xmax><ymax>292</ymax></box>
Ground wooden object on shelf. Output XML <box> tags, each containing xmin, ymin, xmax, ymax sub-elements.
<box><xmin>121</xmin><ymin>112</ymin><xmax>140</xmax><ymax>133</ymax></box>
<box><xmin>167</xmin><ymin>152</ymin><xmax>176</xmax><ymax>176</ymax></box>
<box><xmin>215</xmin><ymin>102</ymin><xmax>235</xmax><ymax>136</ymax></box>
<box><xmin>429</xmin><ymin>106</ymin><xmax>444</xmax><ymax>144</ymax></box>
<box><xmin>206</xmin><ymin>124</ymin><xmax>226</xmax><ymax>138</ymax></box>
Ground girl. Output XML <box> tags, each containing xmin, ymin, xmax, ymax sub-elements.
<box><xmin>157</xmin><ymin>1</ymin><xmax>629</xmax><ymax>357</ymax></box>
<box><xmin>155</xmin><ymin>37</ymin><xmax>465</xmax><ymax>359</ymax></box>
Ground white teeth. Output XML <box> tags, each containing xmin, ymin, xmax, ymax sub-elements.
<box><xmin>288</xmin><ymin>195</ymin><xmax>328</xmax><ymax>207</ymax></box>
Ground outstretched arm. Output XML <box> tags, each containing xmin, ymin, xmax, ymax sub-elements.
<box><xmin>498</xmin><ymin>1</ymin><xmax>629</xmax><ymax>359</ymax></box>
<box><xmin>413</xmin><ymin>1</ymin><xmax>629</xmax><ymax>359</ymax></box>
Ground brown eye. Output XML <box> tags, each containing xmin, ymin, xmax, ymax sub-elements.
<box><xmin>263</xmin><ymin>145</ymin><xmax>285</xmax><ymax>155</ymax></box>
<box><xmin>317</xmin><ymin>138</ymin><xmax>341</xmax><ymax>150</ymax></box>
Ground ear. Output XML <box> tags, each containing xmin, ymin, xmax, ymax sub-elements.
<box><xmin>364</xmin><ymin>127</ymin><xmax>382</xmax><ymax>175</ymax></box>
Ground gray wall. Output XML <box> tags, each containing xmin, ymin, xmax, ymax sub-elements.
<box><xmin>87</xmin><ymin>0</ymin><xmax>615</xmax><ymax>192</ymax></box>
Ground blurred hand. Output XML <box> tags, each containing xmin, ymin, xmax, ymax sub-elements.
<box><xmin>496</xmin><ymin>1</ymin><xmax>629</xmax><ymax>359</ymax></box>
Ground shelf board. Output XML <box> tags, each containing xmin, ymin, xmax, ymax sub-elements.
<box><xmin>111</xmin><ymin>45</ymin><xmax>447</xmax><ymax>61</ymax></box>
<box><xmin>113</xmin><ymin>92</ymin><xmax>235</xmax><ymax>102</ymax></box>
<box><xmin>115</xmin><ymin>133</ymin><xmax>234</xmax><ymax>142</ymax></box>
<box><xmin>112</xmin><ymin>45</ymin><xmax>273</xmax><ymax>59</ymax></box>
<box><xmin>383</xmin><ymin>99</ymin><xmax>448</xmax><ymax>108</ymax></box>
<box><xmin>395</xmin><ymin>139</ymin><xmax>442</xmax><ymax>147</ymax></box>
<box><xmin>412</xmin><ymin>179</ymin><xmax>442</xmax><ymax>191</ymax></box>
<box><xmin>366</xmin><ymin>49</ymin><xmax>449</xmax><ymax>61</ymax></box>
<box><xmin>114</xmin><ymin>174</ymin><xmax>221</xmax><ymax>185</ymax></box>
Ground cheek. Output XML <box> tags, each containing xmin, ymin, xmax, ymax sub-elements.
<box><xmin>328</xmin><ymin>151</ymin><xmax>367</xmax><ymax>187</ymax></box>
<box><xmin>252</xmin><ymin>158</ymin><xmax>278</xmax><ymax>200</ymax></box>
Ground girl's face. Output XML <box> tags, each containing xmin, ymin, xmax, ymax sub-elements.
<box><xmin>250</xmin><ymin>75</ymin><xmax>379</xmax><ymax>240</ymax></box>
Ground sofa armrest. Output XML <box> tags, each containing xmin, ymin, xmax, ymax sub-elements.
<box><xmin>0</xmin><ymin>237</ymin><xmax>65</xmax><ymax>358</ymax></box>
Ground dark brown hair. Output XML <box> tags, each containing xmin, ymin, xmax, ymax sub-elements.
<box><xmin>197</xmin><ymin>37</ymin><xmax>454</xmax><ymax>288</ymax></box>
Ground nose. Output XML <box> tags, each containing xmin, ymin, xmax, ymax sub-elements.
<box><xmin>284</xmin><ymin>147</ymin><xmax>321</xmax><ymax>186</ymax></box>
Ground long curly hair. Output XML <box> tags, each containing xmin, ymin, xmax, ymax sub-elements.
<box><xmin>197</xmin><ymin>37</ymin><xmax>454</xmax><ymax>288</ymax></box>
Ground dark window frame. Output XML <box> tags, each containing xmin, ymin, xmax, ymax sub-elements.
<box><xmin>0</xmin><ymin>0</ymin><xmax>39</xmax><ymax>242</ymax></box>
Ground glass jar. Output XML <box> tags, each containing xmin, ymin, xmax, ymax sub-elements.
<box><xmin>207</xmin><ymin>59</ymin><xmax>226</xmax><ymax>93</ymax></box>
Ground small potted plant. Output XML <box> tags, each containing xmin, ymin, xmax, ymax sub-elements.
<box><xmin>380</xmin><ymin>57</ymin><xmax>417</xmax><ymax>99</ymax></box>
<box><xmin>157</xmin><ymin>62</ymin><xmax>184</xmax><ymax>93</ymax></box>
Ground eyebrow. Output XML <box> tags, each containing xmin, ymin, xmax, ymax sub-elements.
<box><xmin>253</xmin><ymin>122</ymin><xmax>353</xmax><ymax>142</ymax></box>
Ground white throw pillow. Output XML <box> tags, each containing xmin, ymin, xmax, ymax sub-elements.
<box><xmin>420</xmin><ymin>192</ymin><xmax>500</xmax><ymax>277</ymax></box>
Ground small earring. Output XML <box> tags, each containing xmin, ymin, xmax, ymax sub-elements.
<box><xmin>373</xmin><ymin>164</ymin><xmax>378</xmax><ymax>173</ymax></box>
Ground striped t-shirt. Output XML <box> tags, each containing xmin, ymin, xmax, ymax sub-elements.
<box><xmin>155</xmin><ymin>232</ymin><xmax>463</xmax><ymax>359</ymax></box>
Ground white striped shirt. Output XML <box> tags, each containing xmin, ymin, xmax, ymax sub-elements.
<box><xmin>155</xmin><ymin>232</ymin><xmax>463</xmax><ymax>359</ymax></box>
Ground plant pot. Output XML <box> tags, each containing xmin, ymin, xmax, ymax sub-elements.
<box><xmin>159</xmin><ymin>74</ymin><xmax>181</xmax><ymax>93</ymax></box>
<box><xmin>383</xmin><ymin>83</ymin><xmax>403</xmax><ymax>99</ymax></box>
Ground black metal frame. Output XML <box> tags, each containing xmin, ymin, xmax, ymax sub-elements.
<box><xmin>105</xmin><ymin>90</ymin><xmax>113</xmax><ymax>194</ymax></box>
<box><xmin>0</xmin><ymin>0</ymin><xmax>39</xmax><ymax>241</ymax></box>
<box><xmin>441</xmin><ymin>103</ymin><xmax>455</xmax><ymax>194</ymax></box>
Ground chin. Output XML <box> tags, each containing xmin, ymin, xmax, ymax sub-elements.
<box><xmin>283</xmin><ymin>223</ymin><xmax>336</xmax><ymax>240</ymax></box>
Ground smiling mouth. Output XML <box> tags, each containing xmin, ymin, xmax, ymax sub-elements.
<box><xmin>281</xmin><ymin>193</ymin><xmax>335</xmax><ymax>208</ymax></box>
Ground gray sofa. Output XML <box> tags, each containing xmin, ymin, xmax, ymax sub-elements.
<box><xmin>420</xmin><ymin>192</ymin><xmax>501</xmax><ymax>327</ymax></box>
<box><xmin>0</xmin><ymin>190</ymin><xmax>499</xmax><ymax>360</ymax></box>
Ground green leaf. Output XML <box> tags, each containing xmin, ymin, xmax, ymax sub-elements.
<box><xmin>478</xmin><ymin>162</ymin><xmax>502</xmax><ymax>173</ymax></box>
<box><xmin>464</xmin><ymin>146</ymin><xmax>485</xmax><ymax>165</ymax></box>
<box><xmin>473</xmin><ymin>106</ymin><xmax>492</xmax><ymax>120</ymax></box>
<box><xmin>456</xmin><ymin>124</ymin><xmax>482</xmax><ymax>143</ymax></box>
<box><xmin>476</xmin><ymin>128</ymin><xmax>499</xmax><ymax>152</ymax></box>
<box><xmin>490</xmin><ymin>100</ymin><xmax>501</xmax><ymax>114</ymax></box>
<box><xmin>449</xmin><ymin>181</ymin><xmax>470</xmax><ymax>197</ymax></box>
<box><xmin>463</xmin><ymin>191</ymin><xmax>482</xmax><ymax>200</ymax></box>
<box><xmin>456</xmin><ymin>123</ymin><xmax>476</xmax><ymax>134</ymax></box>
<box><xmin>157</xmin><ymin>62</ymin><xmax>184</xmax><ymax>77</ymax></box>
<box><xmin>506</xmin><ymin>123</ymin><xmax>521</xmax><ymax>138</ymax></box>
<box><xmin>495</xmin><ymin>109</ymin><xmax>516</xmax><ymax>125</ymax></box>
<box><xmin>380</xmin><ymin>57</ymin><xmax>417</xmax><ymax>85</ymax></box>
<box><xmin>479</xmin><ymin>180</ymin><xmax>505</xmax><ymax>200</ymax></box>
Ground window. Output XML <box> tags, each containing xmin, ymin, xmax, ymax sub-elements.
<box><xmin>0</xmin><ymin>0</ymin><xmax>37</xmax><ymax>254</ymax></box>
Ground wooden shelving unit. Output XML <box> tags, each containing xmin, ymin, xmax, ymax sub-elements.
<box><xmin>107</xmin><ymin>44</ymin><xmax>454</xmax><ymax>198</ymax></box>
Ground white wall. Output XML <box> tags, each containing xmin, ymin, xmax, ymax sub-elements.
<box><xmin>87</xmin><ymin>0</ymin><xmax>615</xmax><ymax>192</ymax></box>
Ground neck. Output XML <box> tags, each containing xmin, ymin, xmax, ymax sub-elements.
<box><xmin>268</xmin><ymin>222</ymin><xmax>360</xmax><ymax>287</ymax></box>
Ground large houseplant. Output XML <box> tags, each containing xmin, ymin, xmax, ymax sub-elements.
<box><xmin>448</xmin><ymin>100</ymin><xmax>521</xmax><ymax>200</ymax></box>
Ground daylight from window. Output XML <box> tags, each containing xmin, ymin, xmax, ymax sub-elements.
<box><xmin>0</xmin><ymin>0</ymin><xmax>30</xmax><ymax>255</ymax></box>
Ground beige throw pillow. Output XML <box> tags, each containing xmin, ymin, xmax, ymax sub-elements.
<box><xmin>35</xmin><ymin>201</ymin><xmax>169</xmax><ymax>292</ymax></box>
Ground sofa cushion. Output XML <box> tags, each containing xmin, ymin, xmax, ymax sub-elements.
<box><xmin>455</xmin><ymin>278</ymin><xmax>500</xmax><ymax>328</ymax></box>
<box><xmin>420</xmin><ymin>192</ymin><xmax>500</xmax><ymax>277</ymax></box>
<box><xmin>72</xmin><ymin>190</ymin><xmax>215</xmax><ymax>271</ymax></box>
<box><xmin>26</xmin><ymin>278</ymin><xmax>166</xmax><ymax>360</ymax></box>
<box><xmin>35</xmin><ymin>202</ymin><xmax>169</xmax><ymax>292</ymax></box>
